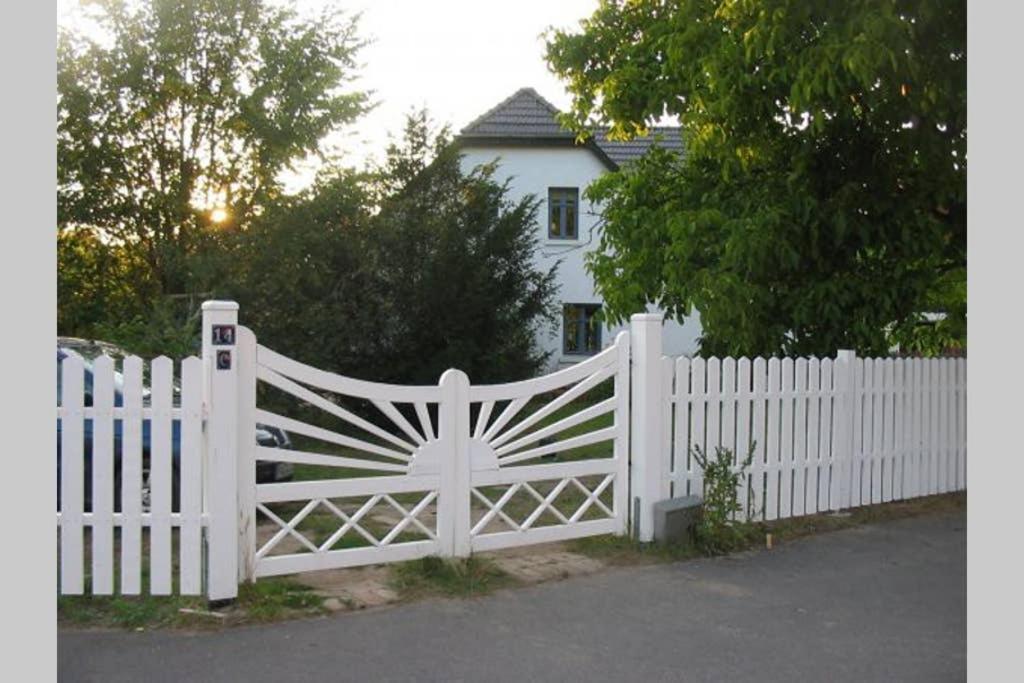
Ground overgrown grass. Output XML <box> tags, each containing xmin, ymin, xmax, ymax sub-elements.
<box><xmin>568</xmin><ymin>533</ymin><xmax>702</xmax><ymax>566</ymax></box>
<box><xmin>58</xmin><ymin>577</ymin><xmax>327</xmax><ymax>630</ymax></box>
<box><xmin>388</xmin><ymin>555</ymin><xmax>517</xmax><ymax>600</ymax></box>
<box><xmin>236</xmin><ymin>578</ymin><xmax>325</xmax><ymax>622</ymax></box>
<box><xmin>58</xmin><ymin>592</ymin><xmax>207</xmax><ymax>630</ymax></box>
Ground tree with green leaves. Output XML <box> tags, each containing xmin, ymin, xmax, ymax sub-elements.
<box><xmin>226</xmin><ymin>166</ymin><xmax>379</xmax><ymax>372</ymax></box>
<box><xmin>58</xmin><ymin>0</ymin><xmax>368</xmax><ymax>307</ymax></box>
<box><xmin>228</xmin><ymin>111</ymin><xmax>559</xmax><ymax>384</ymax></box>
<box><xmin>366</xmin><ymin>111</ymin><xmax>559</xmax><ymax>383</ymax></box>
<box><xmin>546</xmin><ymin>0</ymin><xmax>965</xmax><ymax>357</ymax></box>
<box><xmin>57</xmin><ymin>227</ymin><xmax>152</xmax><ymax>338</ymax></box>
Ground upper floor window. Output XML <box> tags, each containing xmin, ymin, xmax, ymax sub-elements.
<box><xmin>548</xmin><ymin>187</ymin><xmax>578</xmax><ymax>239</ymax></box>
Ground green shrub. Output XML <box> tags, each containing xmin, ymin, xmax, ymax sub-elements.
<box><xmin>691</xmin><ymin>443</ymin><xmax>755</xmax><ymax>554</ymax></box>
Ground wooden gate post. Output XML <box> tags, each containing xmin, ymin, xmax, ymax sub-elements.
<box><xmin>438</xmin><ymin>369</ymin><xmax>472</xmax><ymax>558</ymax></box>
<box><xmin>202</xmin><ymin>301</ymin><xmax>241</xmax><ymax>603</ymax></box>
<box><xmin>630</xmin><ymin>313</ymin><xmax>668</xmax><ymax>542</ymax></box>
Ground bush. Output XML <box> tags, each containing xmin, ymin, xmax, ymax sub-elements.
<box><xmin>227</xmin><ymin>111</ymin><xmax>558</xmax><ymax>386</ymax></box>
<box><xmin>690</xmin><ymin>443</ymin><xmax>755</xmax><ymax>554</ymax></box>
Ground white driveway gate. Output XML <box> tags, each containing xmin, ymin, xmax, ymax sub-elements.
<box><xmin>203</xmin><ymin>304</ymin><xmax>631</xmax><ymax>589</ymax></box>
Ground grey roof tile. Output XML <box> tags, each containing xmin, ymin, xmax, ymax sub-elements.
<box><xmin>459</xmin><ymin>87</ymin><xmax>683</xmax><ymax>166</ymax></box>
<box><xmin>593</xmin><ymin>127</ymin><xmax>684</xmax><ymax>165</ymax></box>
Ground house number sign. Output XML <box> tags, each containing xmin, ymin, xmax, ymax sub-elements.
<box><xmin>211</xmin><ymin>324</ymin><xmax>236</xmax><ymax>346</ymax></box>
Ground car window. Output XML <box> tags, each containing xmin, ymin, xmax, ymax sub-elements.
<box><xmin>58</xmin><ymin>346</ymin><xmax>185</xmax><ymax>407</ymax></box>
<box><xmin>57</xmin><ymin>350</ymin><xmax>128</xmax><ymax>407</ymax></box>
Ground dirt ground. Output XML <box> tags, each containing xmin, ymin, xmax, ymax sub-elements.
<box><xmin>288</xmin><ymin>536</ymin><xmax>608</xmax><ymax>610</ymax></box>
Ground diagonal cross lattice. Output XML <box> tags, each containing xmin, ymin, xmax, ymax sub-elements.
<box><xmin>471</xmin><ymin>475</ymin><xmax>616</xmax><ymax>536</ymax></box>
<box><xmin>378</xmin><ymin>492</ymin><xmax>438</xmax><ymax>545</ymax></box>
<box><xmin>256</xmin><ymin>500</ymin><xmax>322</xmax><ymax>559</ymax></box>
<box><xmin>471</xmin><ymin>484</ymin><xmax>525</xmax><ymax>534</ymax></box>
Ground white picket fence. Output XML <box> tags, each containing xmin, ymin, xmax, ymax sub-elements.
<box><xmin>665</xmin><ymin>352</ymin><xmax>967</xmax><ymax>523</ymax></box>
<box><xmin>57</xmin><ymin>353</ymin><xmax>205</xmax><ymax>596</ymax></box>
<box><xmin>56</xmin><ymin>304</ymin><xmax>966</xmax><ymax>600</ymax></box>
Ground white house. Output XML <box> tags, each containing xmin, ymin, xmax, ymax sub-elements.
<box><xmin>456</xmin><ymin>87</ymin><xmax>702</xmax><ymax>370</ymax></box>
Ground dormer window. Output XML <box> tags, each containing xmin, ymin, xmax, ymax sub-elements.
<box><xmin>548</xmin><ymin>187</ymin><xmax>578</xmax><ymax>239</ymax></box>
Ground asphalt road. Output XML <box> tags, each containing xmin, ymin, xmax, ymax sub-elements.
<box><xmin>59</xmin><ymin>510</ymin><xmax>966</xmax><ymax>682</ymax></box>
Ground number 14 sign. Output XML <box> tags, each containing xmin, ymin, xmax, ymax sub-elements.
<box><xmin>211</xmin><ymin>324</ymin><xmax>236</xmax><ymax>346</ymax></box>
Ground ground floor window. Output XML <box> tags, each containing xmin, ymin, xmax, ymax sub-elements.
<box><xmin>563</xmin><ymin>303</ymin><xmax>602</xmax><ymax>355</ymax></box>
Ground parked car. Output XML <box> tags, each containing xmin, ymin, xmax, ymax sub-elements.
<box><xmin>57</xmin><ymin>338</ymin><xmax>293</xmax><ymax>512</ymax></box>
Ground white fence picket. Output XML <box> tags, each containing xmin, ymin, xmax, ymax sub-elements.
<box><xmin>673</xmin><ymin>357</ymin><xmax>690</xmax><ymax>498</ymax></box>
<box><xmin>940</xmin><ymin>359</ymin><xmax>949</xmax><ymax>492</ymax></box>
<box><xmin>913</xmin><ymin>360</ymin><xmax>921</xmax><ymax>499</ymax></box>
<box><xmin>120</xmin><ymin>357</ymin><xmax>144</xmax><ymax>594</ymax></box>
<box><xmin>860</xmin><ymin>357</ymin><xmax>869</xmax><ymax>507</ymax></box>
<box><xmin>920</xmin><ymin>358</ymin><xmax>930</xmax><ymax>495</ymax></box>
<box><xmin>662</xmin><ymin>358</ymin><xmax>674</xmax><ymax>498</ymax></box>
<box><xmin>893</xmin><ymin>359</ymin><xmax>906</xmax><ymax>501</ymax></box>
<box><xmin>91</xmin><ymin>356</ymin><xmax>115</xmax><ymax>595</ymax></box>
<box><xmin>946</xmin><ymin>359</ymin><xmax>957</xmax><ymax>493</ymax></box>
<box><xmin>937</xmin><ymin>358</ymin><xmax>946</xmax><ymax>493</ymax></box>
<box><xmin>957</xmin><ymin>359</ymin><xmax>967</xmax><ymax>489</ymax></box>
<box><xmin>852</xmin><ymin>358</ymin><xmax>865</xmax><ymax>507</ymax></box>
<box><xmin>929</xmin><ymin>359</ymin><xmax>940</xmax><ymax>495</ymax></box>
<box><xmin>690</xmin><ymin>357</ymin><xmax>707</xmax><ymax>497</ymax></box>
<box><xmin>149</xmin><ymin>357</ymin><xmax>173</xmax><ymax>595</ymax></box>
<box><xmin>793</xmin><ymin>358</ymin><xmax>808</xmax><ymax>517</ymax></box>
<box><xmin>721</xmin><ymin>358</ymin><xmax>737</xmax><ymax>518</ymax></box>
<box><xmin>735</xmin><ymin>358</ymin><xmax>752</xmax><ymax>519</ymax></box>
<box><xmin>750</xmin><ymin>357</ymin><xmax>768</xmax><ymax>521</ymax></box>
<box><xmin>881</xmin><ymin>359</ymin><xmax>893</xmax><ymax>503</ymax></box>
<box><xmin>905</xmin><ymin>360</ymin><xmax>918</xmax><ymax>499</ymax></box>
<box><xmin>870</xmin><ymin>359</ymin><xmax>884</xmax><ymax>505</ymax></box>
<box><xmin>816</xmin><ymin>359</ymin><xmax>832</xmax><ymax>513</ymax></box>
<box><xmin>939</xmin><ymin>359</ymin><xmax>949</xmax><ymax>493</ymax></box>
<box><xmin>910</xmin><ymin>359</ymin><xmax>921</xmax><ymax>496</ymax></box>
<box><xmin>920</xmin><ymin>358</ymin><xmax>929</xmax><ymax>494</ymax></box>
<box><xmin>60</xmin><ymin>354</ymin><xmax>84</xmax><ymax>595</ymax></box>
<box><xmin>706</xmin><ymin>357</ymin><xmax>722</xmax><ymax>463</ymax></box>
<box><xmin>179</xmin><ymin>357</ymin><xmax>203</xmax><ymax>595</ymax></box>
<box><xmin>937</xmin><ymin>359</ymin><xmax>948</xmax><ymax>493</ymax></box>
<box><xmin>765</xmin><ymin>358</ymin><xmax>781</xmax><ymax>520</ymax></box>
<box><xmin>779</xmin><ymin>357</ymin><xmax>794</xmax><ymax>519</ymax></box>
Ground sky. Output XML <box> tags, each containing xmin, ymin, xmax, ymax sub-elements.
<box><xmin>57</xmin><ymin>0</ymin><xmax>601</xmax><ymax>192</ymax></box>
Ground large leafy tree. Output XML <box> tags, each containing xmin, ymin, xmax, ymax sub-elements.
<box><xmin>546</xmin><ymin>0</ymin><xmax>966</xmax><ymax>357</ymax></box>
<box><xmin>58</xmin><ymin>0</ymin><xmax>368</xmax><ymax>300</ymax></box>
